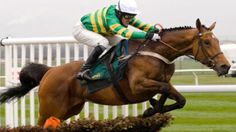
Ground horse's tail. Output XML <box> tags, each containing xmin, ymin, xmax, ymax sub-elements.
<box><xmin>0</xmin><ymin>63</ymin><xmax>50</xmax><ymax>104</ymax></box>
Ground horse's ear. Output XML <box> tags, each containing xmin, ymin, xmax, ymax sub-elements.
<box><xmin>196</xmin><ymin>18</ymin><xmax>203</xmax><ymax>33</ymax></box>
<box><xmin>209</xmin><ymin>22</ymin><xmax>216</xmax><ymax>31</ymax></box>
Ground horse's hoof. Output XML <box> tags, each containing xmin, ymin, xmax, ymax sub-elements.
<box><xmin>142</xmin><ymin>108</ymin><xmax>156</xmax><ymax>118</ymax></box>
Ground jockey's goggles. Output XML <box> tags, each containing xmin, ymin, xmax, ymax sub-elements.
<box><xmin>123</xmin><ymin>14</ymin><xmax>136</xmax><ymax>19</ymax></box>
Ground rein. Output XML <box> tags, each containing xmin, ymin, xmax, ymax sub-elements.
<box><xmin>159</xmin><ymin>39</ymin><xmax>193</xmax><ymax>53</ymax></box>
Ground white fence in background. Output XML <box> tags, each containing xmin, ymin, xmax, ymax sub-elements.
<box><xmin>1</xmin><ymin>37</ymin><xmax>236</xmax><ymax>128</ymax></box>
<box><xmin>1</xmin><ymin>36</ymin><xmax>89</xmax><ymax>127</ymax></box>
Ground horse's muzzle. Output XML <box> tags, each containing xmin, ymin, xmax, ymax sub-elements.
<box><xmin>214</xmin><ymin>64</ymin><xmax>231</xmax><ymax>76</ymax></box>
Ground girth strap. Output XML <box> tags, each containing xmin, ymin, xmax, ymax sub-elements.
<box><xmin>106</xmin><ymin>42</ymin><xmax>130</xmax><ymax>104</ymax></box>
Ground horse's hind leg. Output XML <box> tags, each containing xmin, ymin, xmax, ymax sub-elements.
<box><xmin>38</xmin><ymin>101</ymin><xmax>85</xmax><ymax>127</ymax></box>
<box><xmin>38</xmin><ymin>92</ymin><xmax>85</xmax><ymax>127</ymax></box>
<box><xmin>62</xmin><ymin>102</ymin><xmax>85</xmax><ymax>120</ymax></box>
<box><xmin>38</xmin><ymin>115</ymin><xmax>49</xmax><ymax>126</ymax></box>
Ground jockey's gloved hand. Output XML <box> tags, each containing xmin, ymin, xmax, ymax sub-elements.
<box><xmin>146</xmin><ymin>32</ymin><xmax>160</xmax><ymax>41</ymax></box>
<box><xmin>154</xmin><ymin>24</ymin><xmax>163</xmax><ymax>34</ymax></box>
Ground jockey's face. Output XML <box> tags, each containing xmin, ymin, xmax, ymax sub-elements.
<box><xmin>121</xmin><ymin>17</ymin><xmax>132</xmax><ymax>27</ymax></box>
<box><xmin>121</xmin><ymin>14</ymin><xmax>136</xmax><ymax>27</ymax></box>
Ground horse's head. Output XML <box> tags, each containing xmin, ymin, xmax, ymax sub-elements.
<box><xmin>192</xmin><ymin>19</ymin><xmax>230</xmax><ymax>76</ymax></box>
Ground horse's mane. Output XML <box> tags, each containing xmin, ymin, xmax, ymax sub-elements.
<box><xmin>162</xmin><ymin>26</ymin><xmax>193</xmax><ymax>32</ymax></box>
<box><xmin>159</xmin><ymin>26</ymin><xmax>192</xmax><ymax>36</ymax></box>
<box><xmin>160</xmin><ymin>25</ymin><xmax>209</xmax><ymax>36</ymax></box>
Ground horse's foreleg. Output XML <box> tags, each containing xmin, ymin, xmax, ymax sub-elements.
<box><xmin>143</xmin><ymin>94</ymin><xmax>168</xmax><ymax>117</ymax></box>
<box><xmin>138</xmin><ymin>79</ymin><xmax>170</xmax><ymax>117</ymax></box>
<box><xmin>143</xmin><ymin>83</ymin><xmax>186</xmax><ymax>117</ymax></box>
<box><xmin>161</xmin><ymin>87</ymin><xmax>186</xmax><ymax>113</ymax></box>
<box><xmin>155</xmin><ymin>85</ymin><xmax>186</xmax><ymax>113</ymax></box>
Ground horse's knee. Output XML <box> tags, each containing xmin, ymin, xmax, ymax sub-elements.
<box><xmin>160</xmin><ymin>85</ymin><xmax>170</xmax><ymax>95</ymax></box>
<box><xmin>177</xmin><ymin>98</ymin><xmax>186</xmax><ymax>108</ymax></box>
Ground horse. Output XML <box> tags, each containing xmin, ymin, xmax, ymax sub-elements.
<box><xmin>0</xmin><ymin>19</ymin><xmax>230</xmax><ymax>128</ymax></box>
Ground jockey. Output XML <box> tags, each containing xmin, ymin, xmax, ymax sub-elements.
<box><xmin>73</xmin><ymin>0</ymin><xmax>163</xmax><ymax>80</ymax></box>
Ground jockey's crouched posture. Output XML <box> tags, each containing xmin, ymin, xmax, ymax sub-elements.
<box><xmin>73</xmin><ymin>0</ymin><xmax>163</xmax><ymax>80</ymax></box>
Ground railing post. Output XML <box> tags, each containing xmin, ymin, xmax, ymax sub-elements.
<box><xmin>29</xmin><ymin>44</ymin><xmax>35</xmax><ymax>126</ymax></box>
<box><xmin>192</xmin><ymin>72</ymin><xmax>199</xmax><ymax>85</ymax></box>
<box><xmin>21</xmin><ymin>44</ymin><xmax>26</xmax><ymax>126</ymax></box>
<box><xmin>112</xmin><ymin>106</ymin><xmax>117</xmax><ymax>119</ymax></box>
<box><xmin>5</xmin><ymin>45</ymin><xmax>14</xmax><ymax>127</ymax></box>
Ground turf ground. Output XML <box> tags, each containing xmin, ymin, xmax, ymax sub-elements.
<box><xmin>162</xmin><ymin>92</ymin><xmax>236</xmax><ymax>132</ymax></box>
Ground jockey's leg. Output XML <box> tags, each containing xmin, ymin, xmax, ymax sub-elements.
<box><xmin>73</xmin><ymin>23</ymin><xmax>109</xmax><ymax>47</ymax></box>
<box><xmin>77</xmin><ymin>45</ymin><xmax>106</xmax><ymax>80</ymax></box>
<box><xmin>105</xmin><ymin>34</ymin><xmax>125</xmax><ymax>46</ymax></box>
<box><xmin>73</xmin><ymin>23</ymin><xmax>110</xmax><ymax>80</ymax></box>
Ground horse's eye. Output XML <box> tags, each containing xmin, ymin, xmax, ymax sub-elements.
<box><xmin>204</xmin><ymin>40</ymin><xmax>211</xmax><ymax>46</ymax></box>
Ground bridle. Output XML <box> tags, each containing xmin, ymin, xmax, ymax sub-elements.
<box><xmin>193</xmin><ymin>31</ymin><xmax>223</xmax><ymax>68</ymax></box>
<box><xmin>158</xmin><ymin>31</ymin><xmax>223</xmax><ymax>68</ymax></box>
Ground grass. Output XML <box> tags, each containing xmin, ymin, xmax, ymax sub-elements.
<box><xmin>171</xmin><ymin>74</ymin><xmax>236</xmax><ymax>85</ymax></box>
<box><xmin>162</xmin><ymin>92</ymin><xmax>236</xmax><ymax>132</ymax></box>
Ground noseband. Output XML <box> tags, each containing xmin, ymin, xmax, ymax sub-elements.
<box><xmin>194</xmin><ymin>31</ymin><xmax>223</xmax><ymax>68</ymax></box>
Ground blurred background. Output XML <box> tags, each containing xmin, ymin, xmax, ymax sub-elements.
<box><xmin>0</xmin><ymin>0</ymin><xmax>236</xmax><ymax>39</ymax></box>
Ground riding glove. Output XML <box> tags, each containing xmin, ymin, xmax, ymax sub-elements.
<box><xmin>146</xmin><ymin>32</ymin><xmax>160</xmax><ymax>41</ymax></box>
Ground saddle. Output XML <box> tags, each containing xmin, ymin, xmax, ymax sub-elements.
<box><xmin>80</xmin><ymin>40</ymin><xmax>131</xmax><ymax>93</ymax></box>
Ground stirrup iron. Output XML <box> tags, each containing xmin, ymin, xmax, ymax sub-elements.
<box><xmin>76</xmin><ymin>69</ymin><xmax>92</xmax><ymax>80</ymax></box>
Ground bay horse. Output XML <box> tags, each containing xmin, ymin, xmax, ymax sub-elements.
<box><xmin>0</xmin><ymin>19</ymin><xmax>230</xmax><ymax>128</ymax></box>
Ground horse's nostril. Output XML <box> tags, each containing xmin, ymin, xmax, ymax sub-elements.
<box><xmin>221</xmin><ymin>64</ymin><xmax>231</xmax><ymax>71</ymax></box>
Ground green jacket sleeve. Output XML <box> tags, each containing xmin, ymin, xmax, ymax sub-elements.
<box><xmin>106</xmin><ymin>7</ymin><xmax>147</xmax><ymax>39</ymax></box>
<box><xmin>129</xmin><ymin>18</ymin><xmax>155</xmax><ymax>33</ymax></box>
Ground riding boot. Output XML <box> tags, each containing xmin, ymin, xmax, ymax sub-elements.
<box><xmin>76</xmin><ymin>45</ymin><xmax>106</xmax><ymax>80</ymax></box>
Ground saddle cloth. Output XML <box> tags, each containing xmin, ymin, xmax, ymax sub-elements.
<box><xmin>80</xmin><ymin>40</ymin><xmax>130</xmax><ymax>93</ymax></box>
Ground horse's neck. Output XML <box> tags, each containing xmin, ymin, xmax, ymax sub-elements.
<box><xmin>146</xmin><ymin>29</ymin><xmax>198</xmax><ymax>61</ymax></box>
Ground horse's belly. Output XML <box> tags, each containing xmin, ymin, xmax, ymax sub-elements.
<box><xmin>85</xmin><ymin>87</ymin><xmax>158</xmax><ymax>105</ymax></box>
<box><xmin>85</xmin><ymin>87</ymin><xmax>125</xmax><ymax>105</ymax></box>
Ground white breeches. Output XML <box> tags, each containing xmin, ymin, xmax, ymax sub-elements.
<box><xmin>73</xmin><ymin>23</ymin><xmax>125</xmax><ymax>48</ymax></box>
